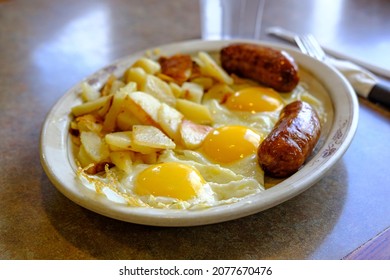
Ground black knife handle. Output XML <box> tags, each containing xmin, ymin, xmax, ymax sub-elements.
<box><xmin>368</xmin><ymin>79</ymin><xmax>390</xmax><ymax>108</ymax></box>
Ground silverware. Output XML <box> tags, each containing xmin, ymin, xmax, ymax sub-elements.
<box><xmin>294</xmin><ymin>34</ymin><xmax>326</xmax><ymax>61</ymax></box>
<box><xmin>267</xmin><ymin>26</ymin><xmax>390</xmax><ymax>78</ymax></box>
<box><xmin>268</xmin><ymin>27</ymin><xmax>390</xmax><ymax>108</ymax></box>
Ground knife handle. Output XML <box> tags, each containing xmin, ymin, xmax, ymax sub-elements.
<box><xmin>368</xmin><ymin>79</ymin><xmax>390</xmax><ymax>108</ymax></box>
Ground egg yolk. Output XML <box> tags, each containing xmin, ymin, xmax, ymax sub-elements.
<box><xmin>134</xmin><ymin>162</ymin><xmax>205</xmax><ymax>200</ymax></box>
<box><xmin>225</xmin><ymin>87</ymin><xmax>283</xmax><ymax>112</ymax></box>
<box><xmin>201</xmin><ymin>126</ymin><xmax>261</xmax><ymax>164</ymax></box>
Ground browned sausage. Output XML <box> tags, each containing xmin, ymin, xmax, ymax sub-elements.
<box><xmin>220</xmin><ymin>43</ymin><xmax>299</xmax><ymax>92</ymax></box>
<box><xmin>257</xmin><ymin>100</ymin><xmax>321</xmax><ymax>178</ymax></box>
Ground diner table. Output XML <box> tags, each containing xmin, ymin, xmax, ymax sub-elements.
<box><xmin>1</xmin><ymin>0</ymin><xmax>390</xmax><ymax>260</ymax></box>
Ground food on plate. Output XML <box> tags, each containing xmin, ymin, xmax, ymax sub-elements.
<box><xmin>257</xmin><ymin>100</ymin><xmax>321</xmax><ymax>178</ymax></box>
<box><xmin>133</xmin><ymin>162</ymin><xmax>207</xmax><ymax>201</ymax></box>
<box><xmin>220</xmin><ymin>43</ymin><xmax>299</xmax><ymax>92</ymax></box>
<box><xmin>69</xmin><ymin>43</ymin><xmax>325</xmax><ymax>209</ymax></box>
<box><xmin>159</xmin><ymin>54</ymin><xmax>193</xmax><ymax>85</ymax></box>
<box><xmin>224</xmin><ymin>87</ymin><xmax>284</xmax><ymax>113</ymax></box>
<box><xmin>201</xmin><ymin>126</ymin><xmax>261</xmax><ymax>164</ymax></box>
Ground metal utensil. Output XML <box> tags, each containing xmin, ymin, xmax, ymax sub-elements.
<box><xmin>267</xmin><ymin>26</ymin><xmax>390</xmax><ymax>78</ymax></box>
<box><xmin>289</xmin><ymin>31</ymin><xmax>390</xmax><ymax>108</ymax></box>
<box><xmin>294</xmin><ymin>34</ymin><xmax>326</xmax><ymax>62</ymax></box>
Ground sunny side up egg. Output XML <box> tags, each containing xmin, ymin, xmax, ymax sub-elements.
<box><xmin>81</xmin><ymin>86</ymin><xmax>291</xmax><ymax>210</ymax></box>
<box><xmin>75</xmin><ymin>51</ymin><xmax>326</xmax><ymax>210</ymax></box>
<box><xmin>199</xmin><ymin>87</ymin><xmax>284</xmax><ymax>164</ymax></box>
<box><xmin>201</xmin><ymin>125</ymin><xmax>261</xmax><ymax>164</ymax></box>
<box><xmin>121</xmin><ymin>86</ymin><xmax>286</xmax><ymax>209</ymax></box>
<box><xmin>134</xmin><ymin>162</ymin><xmax>205</xmax><ymax>200</ymax></box>
<box><xmin>225</xmin><ymin>87</ymin><xmax>284</xmax><ymax>113</ymax></box>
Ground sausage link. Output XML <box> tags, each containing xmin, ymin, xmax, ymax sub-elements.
<box><xmin>220</xmin><ymin>43</ymin><xmax>299</xmax><ymax>92</ymax></box>
<box><xmin>257</xmin><ymin>100</ymin><xmax>321</xmax><ymax>178</ymax></box>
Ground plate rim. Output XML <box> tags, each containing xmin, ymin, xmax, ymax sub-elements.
<box><xmin>40</xmin><ymin>39</ymin><xmax>359</xmax><ymax>227</ymax></box>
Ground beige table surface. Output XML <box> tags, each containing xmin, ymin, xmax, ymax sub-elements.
<box><xmin>1</xmin><ymin>0</ymin><xmax>390</xmax><ymax>260</ymax></box>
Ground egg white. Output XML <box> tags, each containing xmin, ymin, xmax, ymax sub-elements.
<box><xmin>80</xmin><ymin>147</ymin><xmax>264</xmax><ymax>210</ymax></box>
<box><xmin>76</xmin><ymin>53</ymin><xmax>327</xmax><ymax>210</ymax></box>
<box><xmin>77</xmin><ymin>82</ymin><xmax>325</xmax><ymax>209</ymax></box>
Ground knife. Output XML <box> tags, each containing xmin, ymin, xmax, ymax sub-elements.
<box><xmin>267</xmin><ymin>26</ymin><xmax>390</xmax><ymax>108</ymax></box>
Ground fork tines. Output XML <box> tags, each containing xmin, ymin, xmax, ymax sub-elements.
<box><xmin>295</xmin><ymin>34</ymin><xmax>326</xmax><ymax>61</ymax></box>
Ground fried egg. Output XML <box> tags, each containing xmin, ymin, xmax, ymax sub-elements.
<box><xmin>134</xmin><ymin>162</ymin><xmax>205</xmax><ymax>200</ymax></box>
<box><xmin>225</xmin><ymin>87</ymin><xmax>284</xmax><ymax>113</ymax></box>
<box><xmin>78</xmin><ymin>87</ymin><xmax>291</xmax><ymax>209</ymax></box>
<box><xmin>150</xmin><ymin>149</ymin><xmax>264</xmax><ymax>208</ymax></box>
<box><xmin>130</xmin><ymin>161</ymin><xmax>216</xmax><ymax>208</ymax></box>
<box><xmin>201</xmin><ymin>125</ymin><xmax>261</xmax><ymax>164</ymax></box>
<box><xmin>75</xmin><ymin>50</ymin><xmax>326</xmax><ymax>210</ymax></box>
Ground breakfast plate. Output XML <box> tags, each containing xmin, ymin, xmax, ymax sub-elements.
<box><xmin>40</xmin><ymin>39</ymin><xmax>358</xmax><ymax>226</ymax></box>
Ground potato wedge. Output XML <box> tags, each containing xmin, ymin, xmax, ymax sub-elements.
<box><xmin>80</xmin><ymin>131</ymin><xmax>110</xmax><ymax>162</ymax></box>
<box><xmin>169</xmin><ymin>82</ymin><xmax>183</xmax><ymax>98</ymax></box>
<box><xmin>80</xmin><ymin>82</ymin><xmax>100</xmax><ymax>102</ymax></box>
<box><xmin>132</xmin><ymin>57</ymin><xmax>161</xmax><ymax>74</ymax></box>
<box><xmin>138</xmin><ymin>151</ymin><xmax>158</xmax><ymax>164</ymax></box>
<box><xmin>123</xmin><ymin>91</ymin><xmax>162</xmax><ymax>126</ymax></box>
<box><xmin>179</xmin><ymin>119</ymin><xmax>212</xmax><ymax>149</ymax></box>
<box><xmin>109</xmin><ymin>80</ymin><xmax>126</xmax><ymax>95</ymax></box>
<box><xmin>157</xmin><ymin>103</ymin><xmax>184</xmax><ymax>141</ymax></box>
<box><xmin>101</xmin><ymin>75</ymin><xmax>117</xmax><ymax>96</ymax></box>
<box><xmin>141</xmin><ymin>74</ymin><xmax>176</xmax><ymax>106</ymax></box>
<box><xmin>203</xmin><ymin>83</ymin><xmax>234</xmax><ymax>103</ymax></box>
<box><xmin>105</xmin><ymin>131</ymin><xmax>133</xmax><ymax>150</ymax></box>
<box><xmin>105</xmin><ymin>131</ymin><xmax>157</xmax><ymax>154</ymax></box>
<box><xmin>176</xmin><ymin>99</ymin><xmax>213</xmax><ymax>124</ymax></box>
<box><xmin>181</xmin><ymin>82</ymin><xmax>204</xmax><ymax>103</ymax></box>
<box><xmin>72</xmin><ymin>95</ymin><xmax>111</xmax><ymax>117</ymax></box>
<box><xmin>198</xmin><ymin>51</ymin><xmax>233</xmax><ymax>85</ymax></box>
<box><xmin>190</xmin><ymin>77</ymin><xmax>214</xmax><ymax>90</ymax></box>
<box><xmin>103</xmin><ymin>82</ymin><xmax>137</xmax><ymax>132</ymax></box>
<box><xmin>125</xmin><ymin>67</ymin><xmax>147</xmax><ymax>88</ymax></box>
<box><xmin>110</xmin><ymin>151</ymin><xmax>134</xmax><ymax>174</ymax></box>
<box><xmin>75</xmin><ymin>114</ymin><xmax>103</xmax><ymax>133</ymax></box>
<box><xmin>97</xmin><ymin>95</ymin><xmax>113</xmax><ymax>118</ymax></box>
<box><xmin>132</xmin><ymin>125</ymin><xmax>176</xmax><ymax>150</ymax></box>
<box><xmin>116</xmin><ymin>110</ymin><xmax>141</xmax><ymax>131</ymax></box>
<box><xmin>77</xmin><ymin>144</ymin><xmax>95</xmax><ymax>167</ymax></box>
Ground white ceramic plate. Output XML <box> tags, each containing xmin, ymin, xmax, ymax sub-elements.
<box><xmin>40</xmin><ymin>39</ymin><xmax>358</xmax><ymax>227</ymax></box>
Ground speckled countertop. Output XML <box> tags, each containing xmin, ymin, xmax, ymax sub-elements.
<box><xmin>1</xmin><ymin>0</ymin><xmax>390</xmax><ymax>260</ymax></box>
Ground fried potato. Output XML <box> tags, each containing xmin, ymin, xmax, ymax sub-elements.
<box><xmin>123</xmin><ymin>91</ymin><xmax>162</xmax><ymax>126</ymax></box>
<box><xmin>80</xmin><ymin>82</ymin><xmax>100</xmax><ymax>102</ymax></box>
<box><xmin>125</xmin><ymin>67</ymin><xmax>147</xmax><ymax>86</ymax></box>
<box><xmin>198</xmin><ymin>51</ymin><xmax>233</xmax><ymax>85</ymax></box>
<box><xmin>102</xmin><ymin>82</ymin><xmax>137</xmax><ymax>132</ymax></box>
<box><xmin>116</xmin><ymin>110</ymin><xmax>141</xmax><ymax>131</ymax></box>
<box><xmin>80</xmin><ymin>131</ymin><xmax>110</xmax><ymax>162</ymax></box>
<box><xmin>179</xmin><ymin>119</ymin><xmax>212</xmax><ymax>149</ymax></box>
<box><xmin>132</xmin><ymin>57</ymin><xmax>161</xmax><ymax>74</ymax></box>
<box><xmin>132</xmin><ymin>125</ymin><xmax>176</xmax><ymax>150</ymax></box>
<box><xmin>71</xmin><ymin>95</ymin><xmax>111</xmax><ymax>117</ymax></box>
<box><xmin>157</xmin><ymin>103</ymin><xmax>184</xmax><ymax>141</ymax></box>
<box><xmin>181</xmin><ymin>82</ymin><xmax>204</xmax><ymax>103</ymax></box>
<box><xmin>105</xmin><ymin>131</ymin><xmax>157</xmax><ymax>154</ymax></box>
<box><xmin>176</xmin><ymin>99</ymin><xmax>213</xmax><ymax>124</ymax></box>
<box><xmin>71</xmin><ymin>50</ymin><xmax>234</xmax><ymax>176</ymax></box>
<box><xmin>141</xmin><ymin>74</ymin><xmax>176</xmax><ymax>106</ymax></box>
<box><xmin>110</xmin><ymin>151</ymin><xmax>134</xmax><ymax>174</ymax></box>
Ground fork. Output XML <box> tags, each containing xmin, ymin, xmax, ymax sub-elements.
<box><xmin>272</xmin><ymin>29</ymin><xmax>390</xmax><ymax>107</ymax></box>
<box><xmin>294</xmin><ymin>34</ymin><xmax>327</xmax><ymax>61</ymax></box>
